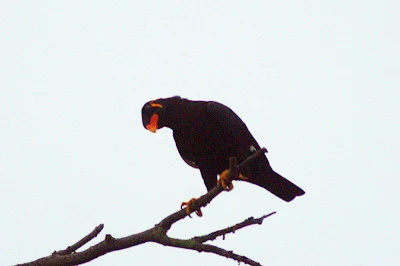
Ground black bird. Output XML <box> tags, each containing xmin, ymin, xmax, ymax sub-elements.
<box><xmin>142</xmin><ymin>96</ymin><xmax>304</xmax><ymax>215</ymax></box>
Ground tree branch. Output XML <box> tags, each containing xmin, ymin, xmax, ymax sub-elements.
<box><xmin>16</xmin><ymin>148</ymin><xmax>272</xmax><ymax>266</ymax></box>
<box><xmin>54</xmin><ymin>224</ymin><xmax>104</xmax><ymax>256</ymax></box>
<box><xmin>158</xmin><ymin>147</ymin><xmax>268</xmax><ymax>230</ymax></box>
<box><xmin>192</xmin><ymin>212</ymin><xmax>276</xmax><ymax>243</ymax></box>
<box><xmin>156</xmin><ymin>235</ymin><xmax>263</xmax><ymax>266</ymax></box>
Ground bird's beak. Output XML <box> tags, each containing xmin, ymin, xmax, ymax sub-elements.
<box><xmin>146</xmin><ymin>113</ymin><xmax>159</xmax><ymax>133</ymax></box>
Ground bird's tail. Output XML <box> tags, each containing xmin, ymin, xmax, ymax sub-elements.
<box><xmin>251</xmin><ymin>170</ymin><xmax>305</xmax><ymax>202</ymax></box>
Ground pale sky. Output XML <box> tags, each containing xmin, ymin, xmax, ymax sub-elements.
<box><xmin>1</xmin><ymin>1</ymin><xmax>399</xmax><ymax>265</ymax></box>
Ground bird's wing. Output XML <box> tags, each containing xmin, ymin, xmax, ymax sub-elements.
<box><xmin>173</xmin><ymin>132</ymin><xmax>199</xmax><ymax>169</ymax></box>
<box><xmin>206</xmin><ymin>101</ymin><xmax>261</xmax><ymax>152</ymax></box>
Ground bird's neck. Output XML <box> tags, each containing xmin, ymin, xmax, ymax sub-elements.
<box><xmin>165</xmin><ymin>99</ymin><xmax>206</xmax><ymax>132</ymax></box>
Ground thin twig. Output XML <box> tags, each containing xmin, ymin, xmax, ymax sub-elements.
<box><xmin>54</xmin><ymin>224</ymin><xmax>104</xmax><ymax>256</ymax></box>
<box><xmin>191</xmin><ymin>212</ymin><xmax>276</xmax><ymax>243</ymax></box>
<box><xmin>156</xmin><ymin>235</ymin><xmax>263</xmax><ymax>266</ymax></box>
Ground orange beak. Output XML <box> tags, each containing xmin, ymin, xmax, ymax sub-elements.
<box><xmin>146</xmin><ymin>113</ymin><xmax>159</xmax><ymax>133</ymax></box>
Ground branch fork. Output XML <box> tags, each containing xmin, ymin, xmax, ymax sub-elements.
<box><xmin>16</xmin><ymin>148</ymin><xmax>273</xmax><ymax>266</ymax></box>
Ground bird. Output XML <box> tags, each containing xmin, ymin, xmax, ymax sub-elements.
<box><xmin>141</xmin><ymin>96</ymin><xmax>305</xmax><ymax>216</ymax></box>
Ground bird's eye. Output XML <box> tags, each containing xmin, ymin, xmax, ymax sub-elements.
<box><xmin>142</xmin><ymin>104</ymin><xmax>154</xmax><ymax>117</ymax></box>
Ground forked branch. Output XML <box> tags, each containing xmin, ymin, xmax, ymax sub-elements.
<box><xmin>16</xmin><ymin>148</ymin><xmax>272</xmax><ymax>266</ymax></box>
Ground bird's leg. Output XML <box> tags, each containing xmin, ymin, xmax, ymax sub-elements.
<box><xmin>181</xmin><ymin>198</ymin><xmax>203</xmax><ymax>217</ymax></box>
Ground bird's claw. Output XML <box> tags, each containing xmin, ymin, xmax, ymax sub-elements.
<box><xmin>218</xmin><ymin>169</ymin><xmax>234</xmax><ymax>191</ymax></box>
<box><xmin>181</xmin><ymin>198</ymin><xmax>203</xmax><ymax>217</ymax></box>
<box><xmin>218</xmin><ymin>170</ymin><xmax>248</xmax><ymax>191</ymax></box>
<box><xmin>238</xmin><ymin>173</ymin><xmax>248</xmax><ymax>180</ymax></box>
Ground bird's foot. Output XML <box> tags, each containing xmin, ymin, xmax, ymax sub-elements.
<box><xmin>218</xmin><ymin>169</ymin><xmax>234</xmax><ymax>191</ymax></box>
<box><xmin>181</xmin><ymin>198</ymin><xmax>203</xmax><ymax>217</ymax></box>
<box><xmin>218</xmin><ymin>170</ymin><xmax>248</xmax><ymax>191</ymax></box>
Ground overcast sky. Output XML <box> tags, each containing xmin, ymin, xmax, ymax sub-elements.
<box><xmin>1</xmin><ymin>1</ymin><xmax>399</xmax><ymax>265</ymax></box>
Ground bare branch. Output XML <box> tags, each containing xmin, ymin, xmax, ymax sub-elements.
<box><xmin>16</xmin><ymin>229</ymin><xmax>157</xmax><ymax>266</ymax></box>
<box><xmin>53</xmin><ymin>224</ymin><xmax>104</xmax><ymax>256</ymax></box>
<box><xmin>192</xmin><ymin>212</ymin><xmax>276</xmax><ymax>243</ymax></box>
<box><xmin>15</xmin><ymin>148</ymin><xmax>272</xmax><ymax>266</ymax></box>
<box><xmin>156</xmin><ymin>235</ymin><xmax>263</xmax><ymax>266</ymax></box>
<box><xmin>158</xmin><ymin>147</ymin><xmax>268</xmax><ymax>230</ymax></box>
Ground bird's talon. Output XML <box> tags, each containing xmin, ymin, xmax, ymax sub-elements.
<box><xmin>181</xmin><ymin>198</ymin><xmax>203</xmax><ymax>217</ymax></box>
<box><xmin>218</xmin><ymin>169</ymin><xmax>234</xmax><ymax>191</ymax></box>
<box><xmin>238</xmin><ymin>173</ymin><xmax>248</xmax><ymax>180</ymax></box>
<box><xmin>195</xmin><ymin>208</ymin><xmax>203</xmax><ymax>217</ymax></box>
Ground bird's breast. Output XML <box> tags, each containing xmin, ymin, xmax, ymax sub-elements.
<box><xmin>173</xmin><ymin>124</ymin><xmax>237</xmax><ymax>170</ymax></box>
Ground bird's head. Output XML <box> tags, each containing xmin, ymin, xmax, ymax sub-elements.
<box><xmin>141</xmin><ymin>96</ymin><xmax>182</xmax><ymax>133</ymax></box>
